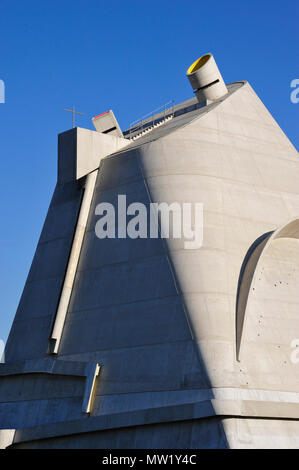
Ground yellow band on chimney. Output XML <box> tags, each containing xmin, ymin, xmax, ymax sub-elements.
<box><xmin>187</xmin><ymin>54</ymin><xmax>211</xmax><ymax>75</ymax></box>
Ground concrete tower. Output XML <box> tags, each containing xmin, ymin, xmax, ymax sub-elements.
<box><xmin>1</xmin><ymin>54</ymin><xmax>299</xmax><ymax>449</ymax></box>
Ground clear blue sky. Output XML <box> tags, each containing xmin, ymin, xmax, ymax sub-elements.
<box><xmin>0</xmin><ymin>0</ymin><xmax>298</xmax><ymax>343</ymax></box>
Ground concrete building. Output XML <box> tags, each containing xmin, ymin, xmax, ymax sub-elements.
<box><xmin>1</xmin><ymin>53</ymin><xmax>299</xmax><ymax>449</ymax></box>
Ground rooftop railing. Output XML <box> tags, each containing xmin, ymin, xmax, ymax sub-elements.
<box><xmin>128</xmin><ymin>100</ymin><xmax>175</xmax><ymax>139</ymax></box>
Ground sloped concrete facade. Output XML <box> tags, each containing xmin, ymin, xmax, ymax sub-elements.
<box><xmin>1</xmin><ymin>80</ymin><xmax>299</xmax><ymax>448</ymax></box>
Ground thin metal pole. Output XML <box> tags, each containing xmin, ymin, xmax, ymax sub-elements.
<box><xmin>62</xmin><ymin>106</ymin><xmax>86</xmax><ymax>128</ymax></box>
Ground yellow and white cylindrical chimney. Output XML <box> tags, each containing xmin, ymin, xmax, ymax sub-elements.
<box><xmin>186</xmin><ymin>53</ymin><xmax>228</xmax><ymax>103</ymax></box>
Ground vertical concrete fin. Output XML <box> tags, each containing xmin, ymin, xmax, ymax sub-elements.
<box><xmin>236</xmin><ymin>233</ymin><xmax>272</xmax><ymax>360</ymax></box>
<box><xmin>82</xmin><ymin>363</ymin><xmax>101</xmax><ymax>414</ymax></box>
<box><xmin>49</xmin><ymin>170</ymin><xmax>98</xmax><ymax>354</ymax></box>
<box><xmin>236</xmin><ymin>219</ymin><xmax>299</xmax><ymax>361</ymax></box>
<box><xmin>0</xmin><ymin>429</ymin><xmax>15</xmax><ymax>449</ymax></box>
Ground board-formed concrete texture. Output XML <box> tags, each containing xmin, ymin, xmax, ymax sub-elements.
<box><xmin>1</xmin><ymin>53</ymin><xmax>299</xmax><ymax>448</ymax></box>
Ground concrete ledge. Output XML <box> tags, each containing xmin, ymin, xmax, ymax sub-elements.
<box><xmin>0</xmin><ymin>359</ymin><xmax>100</xmax><ymax>416</ymax></box>
<box><xmin>0</xmin><ymin>359</ymin><xmax>93</xmax><ymax>377</ymax></box>
<box><xmin>12</xmin><ymin>399</ymin><xmax>299</xmax><ymax>446</ymax></box>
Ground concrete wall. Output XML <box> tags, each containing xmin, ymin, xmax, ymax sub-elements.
<box><xmin>10</xmin><ymin>418</ymin><xmax>229</xmax><ymax>449</ymax></box>
<box><xmin>2</xmin><ymin>81</ymin><xmax>299</xmax><ymax>448</ymax></box>
<box><xmin>5</xmin><ymin>179</ymin><xmax>83</xmax><ymax>362</ymax></box>
<box><xmin>58</xmin><ymin>81</ymin><xmax>299</xmax><ymax>396</ymax></box>
<box><xmin>132</xmin><ymin>81</ymin><xmax>299</xmax><ymax>393</ymax></box>
<box><xmin>58</xmin><ymin>127</ymin><xmax>128</xmax><ymax>184</ymax></box>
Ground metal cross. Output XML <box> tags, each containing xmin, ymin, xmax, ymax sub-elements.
<box><xmin>62</xmin><ymin>105</ymin><xmax>86</xmax><ymax>128</ymax></box>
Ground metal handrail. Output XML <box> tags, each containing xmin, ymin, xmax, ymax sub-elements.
<box><xmin>129</xmin><ymin>100</ymin><xmax>175</xmax><ymax>139</ymax></box>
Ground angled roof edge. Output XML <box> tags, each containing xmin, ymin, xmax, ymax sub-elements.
<box><xmin>106</xmin><ymin>81</ymin><xmax>245</xmax><ymax>158</ymax></box>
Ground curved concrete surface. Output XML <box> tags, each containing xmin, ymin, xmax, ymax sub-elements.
<box><xmin>2</xmin><ymin>78</ymin><xmax>299</xmax><ymax>448</ymax></box>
